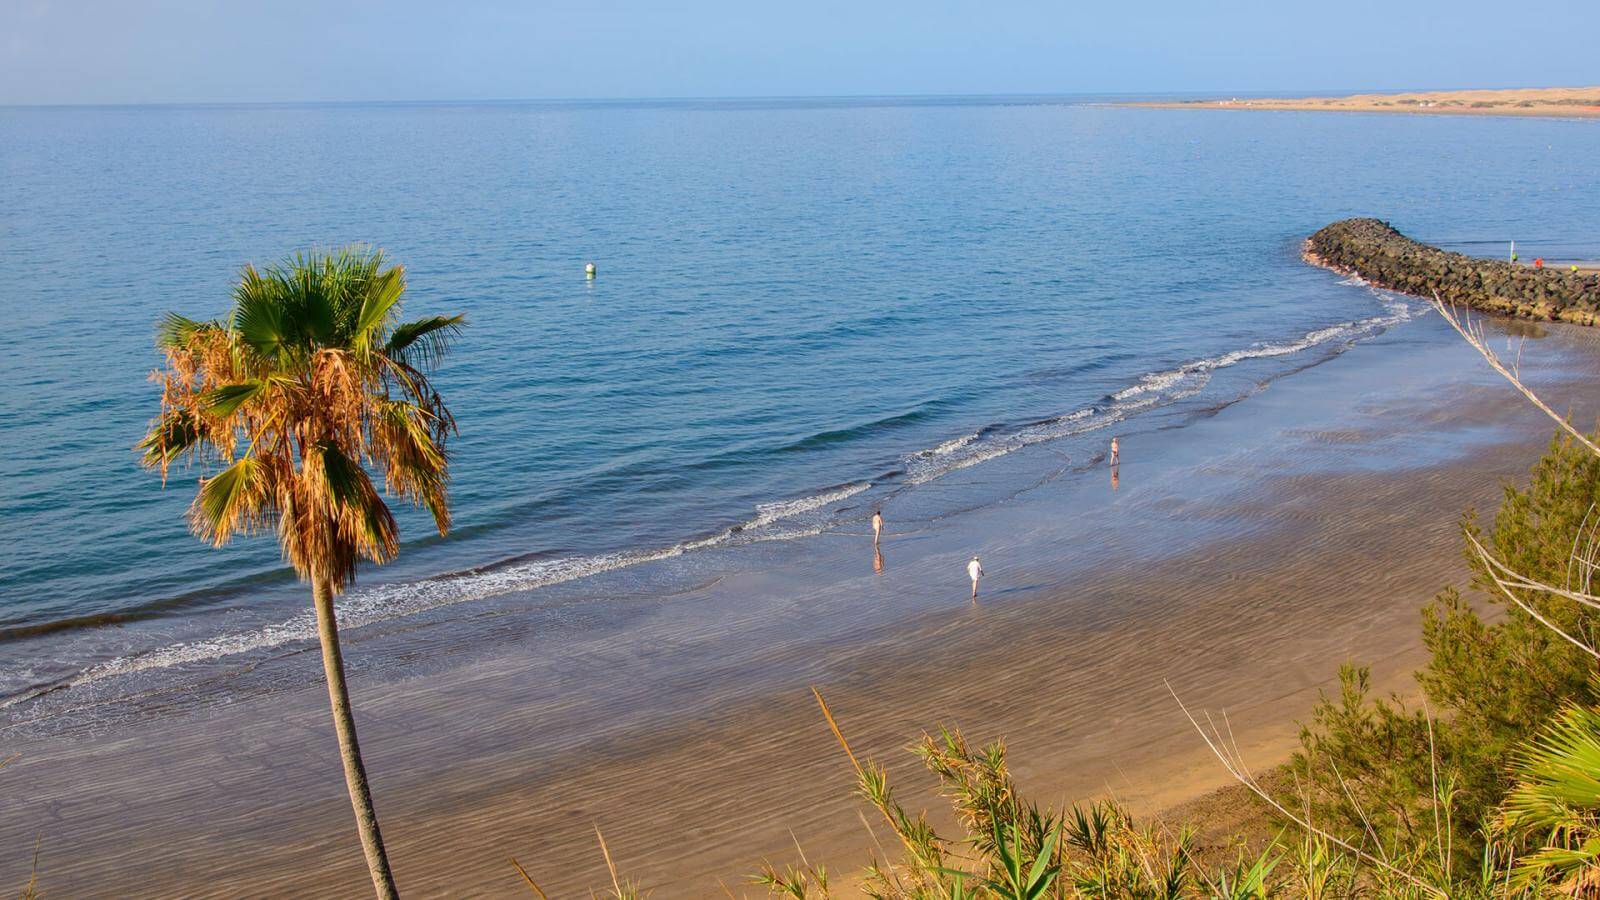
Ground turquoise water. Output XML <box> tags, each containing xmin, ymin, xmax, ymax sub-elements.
<box><xmin>1</xmin><ymin>97</ymin><xmax>1596</xmax><ymax>714</ymax></box>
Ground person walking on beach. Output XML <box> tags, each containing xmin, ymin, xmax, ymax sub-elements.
<box><xmin>1109</xmin><ymin>436</ymin><xmax>1120</xmax><ymax>467</ymax></box>
<box><xmin>871</xmin><ymin>510</ymin><xmax>884</xmax><ymax>546</ymax></box>
<box><xmin>968</xmin><ymin>555</ymin><xmax>984</xmax><ymax>601</ymax></box>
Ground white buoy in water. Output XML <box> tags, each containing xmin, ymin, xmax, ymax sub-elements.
<box><xmin>585</xmin><ymin>262</ymin><xmax>597</xmax><ymax>279</ymax></box>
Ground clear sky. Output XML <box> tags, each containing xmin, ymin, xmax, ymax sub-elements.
<box><xmin>3</xmin><ymin>0</ymin><xmax>1598</xmax><ymax>106</ymax></box>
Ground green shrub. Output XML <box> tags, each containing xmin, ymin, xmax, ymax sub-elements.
<box><xmin>1293</xmin><ymin>431</ymin><xmax>1600</xmax><ymax>875</ymax></box>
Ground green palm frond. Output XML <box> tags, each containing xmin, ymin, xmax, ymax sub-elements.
<box><xmin>1504</xmin><ymin>704</ymin><xmax>1600</xmax><ymax>830</ymax></box>
<box><xmin>298</xmin><ymin>252</ymin><xmax>342</xmax><ymax>344</ymax></box>
<box><xmin>386</xmin><ymin>314</ymin><xmax>465</xmax><ymax>371</ymax></box>
<box><xmin>201</xmin><ymin>379</ymin><xmax>271</xmax><ymax>417</ymax></box>
<box><xmin>156</xmin><ymin>311</ymin><xmax>220</xmax><ymax>349</ymax></box>
<box><xmin>192</xmin><ymin>456</ymin><xmax>269</xmax><ymax>545</ymax></box>
<box><xmin>1502</xmin><ymin>703</ymin><xmax>1600</xmax><ymax>892</ymax></box>
<box><xmin>137</xmin><ymin>408</ymin><xmax>203</xmax><ymax>473</ymax></box>
<box><xmin>352</xmin><ymin>264</ymin><xmax>406</xmax><ymax>352</ymax></box>
<box><xmin>232</xmin><ymin>266</ymin><xmax>291</xmax><ymax>359</ymax></box>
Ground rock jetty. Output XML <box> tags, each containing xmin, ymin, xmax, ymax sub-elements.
<box><xmin>1305</xmin><ymin>218</ymin><xmax>1600</xmax><ymax>325</ymax></box>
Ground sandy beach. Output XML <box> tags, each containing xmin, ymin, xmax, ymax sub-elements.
<box><xmin>1127</xmin><ymin>86</ymin><xmax>1600</xmax><ymax>118</ymax></box>
<box><xmin>3</xmin><ymin>306</ymin><xmax>1598</xmax><ymax>896</ymax></box>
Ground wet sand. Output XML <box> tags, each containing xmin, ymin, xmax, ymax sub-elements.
<box><xmin>3</xmin><ymin>314</ymin><xmax>1599</xmax><ymax>897</ymax></box>
<box><xmin>1127</xmin><ymin>86</ymin><xmax>1600</xmax><ymax>118</ymax></box>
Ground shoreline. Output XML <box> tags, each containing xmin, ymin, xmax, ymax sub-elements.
<box><xmin>1121</xmin><ymin>86</ymin><xmax>1600</xmax><ymax>119</ymax></box>
<box><xmin>5</xmin><ymin>307</ymin><xmax>1600</xmax><ymax>895</ymax></box>
<box><xmin>0</xmin><ymin>285</ymin><xmax>1424</xmax><ymax>720</ymax></box>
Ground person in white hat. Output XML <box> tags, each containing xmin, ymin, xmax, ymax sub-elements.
<box><xmin>967</xmin><ymin>555</ymin><xmax>984</xmax><ymax>601</ymax></box>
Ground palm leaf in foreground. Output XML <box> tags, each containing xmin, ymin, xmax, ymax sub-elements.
<box><xmin>1501</xmin><ymin>702</ymin><xmax>1600</xmax><ymax>893</ymax></box>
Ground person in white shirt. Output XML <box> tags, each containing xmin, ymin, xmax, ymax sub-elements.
<box><xmin>967</xmin><ymin>555</ymin><xmax>984</xmax><ymax>601</ymax></box>
<box><xmin>871</xmin><ymin>510</ymin><xmax>884</xmax><ymax>546</ymax></box>
<box><xmin>1109</xmin><ymin>436</ymin><xmax>1120</xmax><ymax>467</ymax></box>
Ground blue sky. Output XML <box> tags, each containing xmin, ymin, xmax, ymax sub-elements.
<box><xmin>3</xmin><ymin>0</ymin><xmax>1598</xmax><ymax>105</ymax></box>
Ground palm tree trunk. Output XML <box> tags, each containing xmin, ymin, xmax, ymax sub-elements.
<box><xmin>313</xmin><ymin>576</ymin><xmax>400</xmax><ymax>899</ymax></box>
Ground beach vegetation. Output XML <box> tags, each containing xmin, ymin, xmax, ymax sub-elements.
<box><xmin>138</xmin><ymin>246</ymin><xmax>463</xmax><ymax>899</ymax></box>
<box><xmin>1277</xmin><ymin>306</ymin><xmax>1600</xmax><ymax>889</ymax></box>
<box><xmin>730</xmin><ymin>302</ymin><xmax>1600</xmax><ymax>896</ymax></box>
<box><xmin>1285</xmin><ymin>428</ymin><xmax>1600</xmax><ymax>879</ymax></box>
<box><xmin>722</xmin><ymin>689</ymin><xmax>1519</xmax><ymax>898</ymax></box>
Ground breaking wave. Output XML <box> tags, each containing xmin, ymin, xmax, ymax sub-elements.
<box><xmin>2</xmin><ymin>290</ymin><xmax>1424</xmax><ymax>707</ymax></box>
<box><xmin>903</xmin><ymin>289</ymin><xmax>1422</xmax><ymax>483</ymax></box>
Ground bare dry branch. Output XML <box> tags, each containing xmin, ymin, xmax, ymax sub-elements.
<box><xmin>1467</xmin><ymin>535</ymin><xmax>1600</xmax><ymax>660</ymax></box>
<box><xmin>1431</xmin><ymin>295</ymin><xmax>1600</xmax><ymax>458</ymax></box>
<box><xmin>1165</xmin><ymin>680</ymin><xmax>1444</xmax><ymax>896</ymax></box>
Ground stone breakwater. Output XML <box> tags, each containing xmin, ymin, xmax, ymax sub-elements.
<box><xmin>1305</xmin><ymin>218</ymin><xmax>1600</xmax><ymax>325</ymax></box>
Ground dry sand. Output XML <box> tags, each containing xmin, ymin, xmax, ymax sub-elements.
<box><xmin>1128</xmin><ymin>86</ymin><xmax>1600</xmax><ymax>118</ymax></box>
<box><xmin>4</xmin><ymin>316</ymin><xmax>1599</xmax><ymax>897</ymax></box>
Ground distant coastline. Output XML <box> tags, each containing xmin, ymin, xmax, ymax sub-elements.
<box><xmin>1124</xmin><ymin>85</ymin><xmax>1600</xmax><ymax>118</ymax></box>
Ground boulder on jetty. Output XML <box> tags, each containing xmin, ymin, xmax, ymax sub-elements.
<box><xmin>1305</xmin><ymin>218</ymin><xmax>1600</xmax><ymax>325</ymax></box>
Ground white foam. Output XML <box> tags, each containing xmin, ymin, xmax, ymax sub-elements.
<box><xmin>11</xmin><ymin>481</ymin><xmax>872</xmax><ymax>702</ymax></box>
<box><xmin>744</xmin><ymin>481</ymin><xmax>870</xmax><ymax>530</ymax></box>
<box><xmin>900</xmin><ymin>294</ymin><xmax>1424</xmax><ymax>485</ymax></box>
<box><xmin>916</xmin><ymin>432</ymin><xmax>981</xmax><ymax>459</ymax></box>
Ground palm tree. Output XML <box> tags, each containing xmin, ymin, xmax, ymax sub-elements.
<box><xmin>139</xmin><ymin>247</ymin><xmax>463</xmax><ymax>898</ymax></box>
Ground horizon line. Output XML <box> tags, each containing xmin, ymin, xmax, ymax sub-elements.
<box><xmin>5</xmin><ymin>84</ymin><xmax>1589</xmax><ymax>111</ymax></box>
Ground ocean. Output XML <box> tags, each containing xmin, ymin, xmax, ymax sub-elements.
<box><xmin>1</xmin><ymin>95</ymin><xmax>1596</xmax><ymax>728</ymax></box>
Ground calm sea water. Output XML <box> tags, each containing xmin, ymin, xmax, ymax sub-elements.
<box><xmin>1</xmin><ymin>97</ymin><xmax>1596</xmax><ymax>717</ymax></box>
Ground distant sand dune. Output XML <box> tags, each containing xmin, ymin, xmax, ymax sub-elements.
<box><xmin>1127</xmin><ymin>86</ymin><xmax>1600</xmax><ymax>118</ymax></box>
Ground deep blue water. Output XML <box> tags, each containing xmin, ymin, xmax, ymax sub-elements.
<box><xmin>1</xmin><ymin>96</ymin><xmax>1596</xmax><ymax>708</ymax></box>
